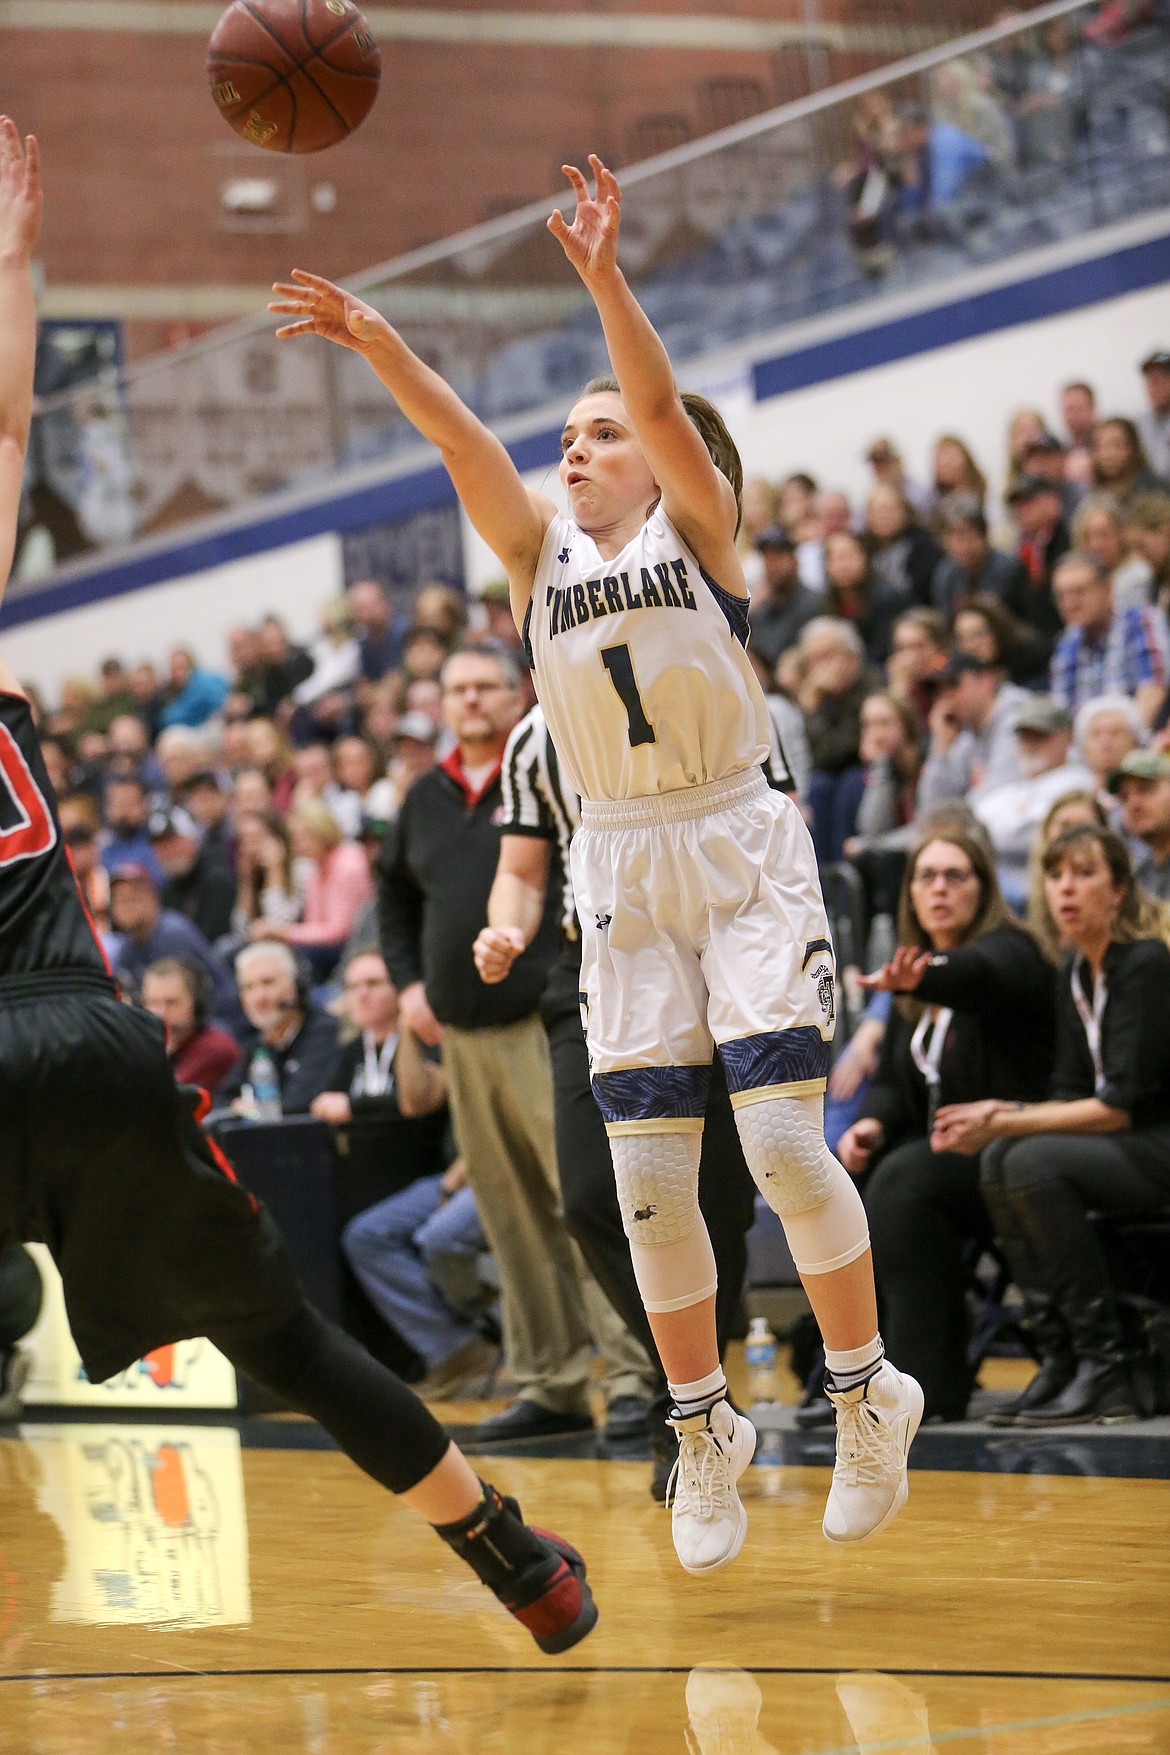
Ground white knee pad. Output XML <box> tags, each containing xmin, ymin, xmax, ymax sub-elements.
<box><xmin>734</xmin><ymin>1094</ymin><xmax>870</xmax><ymax>1277</ymax></box>
<box><xmin>609</xmin><ymin>1130</ymin><xmax>717</xmax><ymax>1314</ymax></box>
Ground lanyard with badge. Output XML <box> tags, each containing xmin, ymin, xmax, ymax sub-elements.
<box><xmin>910</xmin><ymin>1005</ymin><xmax>954</xmax><ymax>1131</ymax></box>
<box><xmin>357</xmin><ymin>1029</ymin><xmax>397</xmax><ymax>1098</ymax></box>
<box><xmin>1070</xmin><ymin>956</ymin><xmax>1107</xmax><ymax>1095</ymax></box>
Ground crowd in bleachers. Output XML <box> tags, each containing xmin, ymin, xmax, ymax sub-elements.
<box><xmin>16</xmin><ymin>341</ymin><xmax>1170</xmax><ymax>1427</ymax></box>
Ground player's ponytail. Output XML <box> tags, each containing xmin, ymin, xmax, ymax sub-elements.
<box><xmin>580</xmin><ymin>374</ymin><xmax>744</xmax><ymax>535</ymax></box>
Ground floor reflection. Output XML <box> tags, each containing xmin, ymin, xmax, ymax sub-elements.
<box><xmin>18</xmin><ymin>1423</ymin><xmax>250</xmax><ymax>1628</ymax></box>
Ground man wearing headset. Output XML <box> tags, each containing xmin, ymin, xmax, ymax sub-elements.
<box><xmin>221</xmin><ymin>940</ymin><xmax>340</xmax><ymax>1115</ymax></box>
<box><xmin>141</xmin><ymin>956</ymin><xmax>241</xmax><ymax>1098</ymax></box>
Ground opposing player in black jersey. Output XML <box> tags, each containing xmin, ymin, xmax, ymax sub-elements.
<box><xmin>0</xmin><ymin>120</ymin><xmax>596</xmax><ymax>1656</ymax></box>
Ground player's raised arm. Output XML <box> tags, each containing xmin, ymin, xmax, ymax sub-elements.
<box><xmin>270</xmin><ymin>271</ymin><xmax>554</xmax><ymax>620</ymax></box>
<box><xmin>0</xmin><ymin>118</ymin><xmax>42</xmax><ymax>615</ymax></box>
<box><xmin>548</xmin><ymin>156</ymin><xmax>742</xmax><ymax>589</ymax></box>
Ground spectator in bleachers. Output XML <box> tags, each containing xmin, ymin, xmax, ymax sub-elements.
<box><xmin>847</xmin><ymin>691</ymin><xmax>923</xmax><ymax>854</ymax></box>
<box><xmin>931</xmin><ymin>498</ymin><xmax>1027</xmax><ymax>621</ymax></box>
<box><xmin>348</xmin><ymin>578</ymin><xmax>406</xmax><ymax>684</ymax></box>
<box><xmin>80</xmin><ymin>656</ymin><xmax>138</xmax><ymax>735</ymax></box>
<box><xmin>255</xmin><ymin>614</ymin><xmax>313</xmax><ymax>714</ymax></box>
<box><xmin>821</xmin><ymin>528</ymin><xmax>901</xmax><ymax>663</ymax></box>
<box><xmin>290</xmin><ymin>595</ymin><xmax>361</xmax><ymax>721</ymax></box>
<box><xmin>1014</xmin><ymin>14</ymin><xmax>1088</xmax><ymax>166</ymax></box>
<box><xmin>1091</xmin><ymin>416</ymin><xmax>1167</xmax><ymax>511</ymax></box>
<box><xmin>1109</xmin><ymin>749</ymin><xmax>1170</xmax><ymax>902</ymax></box>
<box><xmin>411</xmin><ymin>582</ymin><xmax>467</xmax><ymax>645</ymax></box>
<box><xmin>155</xmin><ymin>725</ymin><xmax>209</xmax><ymax>800</ymax></box>
<box><xmin>222</xmin><ymin>940</ymin><xmax>340</xmax><ymax>1115</ymax></box>
<box><xmin>333</xmin><ymin>735</ymin><xmax>378</xmax><ymax>811</ymax></box>
<box><xmin>931</xmin><ymin>56</ymin><xmax>1015</xmax><ymax>179</ymax></box>
<box><xmin>105</xmin><ymin>711</ymin><xmax>164</xmax><ymax>790</ymax></box>
<box><xmin>1137</xmin><ymin>348</ymin><xmax>1170</xmax><ymax>480</ymax></box>
<box><xmin>101</xmin><ymin>774</ymin><xmax>164</xmax><ymax>883</ymax></box>
<box><xmin>1003</xmin><ymin>408</ymin><xmax>1048</xmax><ymax>503</ymax></box>
<box><xmin>129</xmin><ymin>660</ymin><xmax>162</xmax><ymax>740</ymax></box>
<box><xmin>746</xmin><ymin>526</ymin><xmax>822</xmax><ymax>668</ymax></box>
<box><xmin>152</xmin><ymin>807</ymin><xmax>236</xmax><ymax>946</ymax></box>
<box><xmin>227</xmin><ymin>624</ymin><xmax>267</xmax><ymax>714</ymax></box>
<box><xmin>927</xmin><ymin>435</ymin><xmax>987</xmax><ymax>534</ymax></box>
<box><xmin>1002</xmin><ymin>474</ymin><xmax>1072</xmax><ymax>652</ymax></box>
<box><xmin>866</xmin><ymin>484</ymin><xmax>945</xmax><ymax>621</ymax></box>
<box><xmin>58</xmin><ymin>795</ymin><xmax>110</xmax><ymax>935</ymax></box>
<box><xmin>157</xmin><ymin>646</ymin><xmax>228</xmax><ymax>731</ymax></box>
<box><xmin>940</xmin><ymin>824</ymin><xmax>1170</xmax><ymax>1425</ymax></box>
<box><xmin>110</xmin><ymin>862</ymin><xmax>236</xmax><ymax>1020</ymax></box>
<box><xmin>401</xmin><ymin>624</ymin><xmax>450</xmax><ymax>686</ymax></box>
<box><xmin>799</xmin><ymin>617</ymin><xmax>877</xmax><ymax>864</ymax></box>
<box><xmin>835</xmin><ymin>93</ymin><xmax>916</xmax><ymax>277</ymax></box>
<box><xmin>142</xmin><ymin>955</ymin><xmax>241</xmax><ymax>1099</ymax></box>
<box><xmin>973</xmin><ymin>697</ymin><xmax>1096</xmax><ymax>906</ymax></box>
<box><xmin>232</xmin><ymin>811</ymin><xmax>301</xmax><ymax>941</ymax></box>
<box><xmin>885</xmin><ymin>607</ymin><xmax>950</xmax><ymax>731</ymax></box>
<box><xmin>246</xmin><ymin>719</ymin><xmax>296</xmax><ymax>812</ymax></box>
<box><xmin>1075</xmin><ymin>494</ymin><xmax>1154</xmax><ymax>611</ymax></box>
<box><xmin>1049</xmin><ymin>551</ymin><xmax>1170</xmax><ymax>727</ymax></box>
<box><xmin>1060</xmin><ymin>380</ymin><xmax>1097</xmax><ymax>488</ymax></box>
<box><xmin>917</xmin><ymin>652</ymin><xmax>1029</xmax><ymax>813</ymax></box>
<box><xmin>258</xmin><ymin>799</ymin><xmax>373</xmax><ymax>977</ymax></box>
<box><xmin>951</xmin><ymin>592</ymin><xmax>1049</xmax><ymax>688</ymax></box>
<box><xmin>1020</xmin><ymin>432</ymin><xmax>1082</xmax><ymax>521</ymax></box>
<box><xmin>837</xmin><ymin>828</ymin><xmax>1056</xmax><ymax>1420</ymax></box>
<box><xmin>1074</xmin><ymin>695</ymin><xmax>1145</xmax><ymax>806</ymax></box>
<box><xmin>864</xmin><ymin>438</ymin><xmax>930</xmax><ymax>518</ymax></box>
<box><xmin>181</xmin><ymin>768</ymin><xmax>235</xmax><ymax>873</ymax></box>
<box><xmin>362</xmin><ymin>710</ymin><xmax>439</xmax><ymax>827</ymax></box>
<box><xmin>291</xmin><ymin>741</ymin><xmax>362</xmax><ymax>839</ymax></box>
<box><xmin>1126</xmin><ymin>492</ymin><xmax>1170</xmax><ymax>612</ymax></box>
<box><xmin>231</xmin><ymin>766</ymin><xmax>275</xmax><ymax>821</ymax></box>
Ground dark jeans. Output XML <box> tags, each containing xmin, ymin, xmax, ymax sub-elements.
<box><xmin>866</xmin><ymin>1137</ymin><xmax>993</xmax><ymax>1419</ymax></box>
<box><xmin>543</xmin><ymin>958</ymin><xmax>756</xmax><ymax>1420</ymax></box>
<box><xmin>981</xmin><ymin>1130</ymin><xmax>1170</xmax><ymax>1319</ymax></box>
<box><xmin>808</xmin><ymin>766</ymin><xmax>867</xmax><ymax>867</ymax></box>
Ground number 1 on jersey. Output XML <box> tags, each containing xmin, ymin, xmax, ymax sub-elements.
<box><xmin>600</xmin><ymin>644</ymin><xmax>657</xmax><ymax>748</ymax></box>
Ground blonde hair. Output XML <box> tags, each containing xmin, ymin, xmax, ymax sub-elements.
<box><xmin>288</xmin><ymin>797</ymin><xmax>344</xmax><ymax>852</ymax></box>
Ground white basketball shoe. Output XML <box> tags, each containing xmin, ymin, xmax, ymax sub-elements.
<box><xmin>822</xmin><ymin>1362</ymin><xmax>923</xmax><ymax>1543</ymax></box>
<box><xmin>666</xmin><ymin>1399</ymin><xmax>756</xmax><ymax>1574</ymax></box>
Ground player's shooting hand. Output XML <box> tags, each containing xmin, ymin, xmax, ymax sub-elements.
<box><xmin>269</xmin><ymin>269</ymin><xmax>389</xmax><ymax>353</ymax></box>
<box><xmin>0</xmin><ymin>119</ymin><xmax>42</xmax><ymax>266</ymax></box>
<box><xmin>858</xmin><ymin>945</ymin><xmax>932</xmax><ymax>993</ymax></box>
<box><xmin>548</xmin><ymin>156</ymin><xmax>621</xmax><ymax>281</ymax></box>
<box><xmin>473</xmin><ymin>925</ymin><xmax>526</xmax><ymax>985</ymax></box>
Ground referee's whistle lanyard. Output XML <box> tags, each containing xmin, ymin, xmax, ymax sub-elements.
<box><xmin>910</xmin><ymin>1005</ymin><xmax>954</xmax><ymax>1134</ymax></box>
<box><xmin>1071</xmin><ymin>956</ymin><xmax>1108</xmax><ymax>1095</ymax></box>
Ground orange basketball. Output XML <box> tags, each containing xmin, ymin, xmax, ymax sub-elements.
<box><xmin>207</xmin><ymin>0</ymin><xmax>380</xmax><ymax>154</ymax></box>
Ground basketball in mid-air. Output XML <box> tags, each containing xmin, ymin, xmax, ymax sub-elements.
<box><xmin>207</xmin><ymin>0</ymin><xmax>381</xmax><ymax>154</ymax></box>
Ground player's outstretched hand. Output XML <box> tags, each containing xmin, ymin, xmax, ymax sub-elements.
<box><xmin>0</xmin><ymin>119</ymin><xmax>42</xmax><ymax>266</ymax></box>
<box><xmin>857</xmin><ymin>945</ymin><xmax>932</xmax><ymax>994</ymax></box>
<box><xmin>548</xmin><ymin>155</ymin><xmax>621</xmax><ymax>282</ymax></box>
<box><xmin>269</xmin><ymin>269</ymin><xmax>388</xmax><ymax>353</ymax></box>
<box><xmin>473</xmin><ymin>925</ymin><xmax>526</xmax><ymax>985</ymax></box>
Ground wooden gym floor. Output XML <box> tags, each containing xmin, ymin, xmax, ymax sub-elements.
<box><xmin>2</xmin><ymin>1353</ymin><xmax>1169</xmax><ymax>1754</ymax></box>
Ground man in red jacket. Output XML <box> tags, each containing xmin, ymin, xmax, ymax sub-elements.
<box><xmin>142</xmin><ymin>957</ymin><xmax>241</xmax><ymax>1098</ymax></box>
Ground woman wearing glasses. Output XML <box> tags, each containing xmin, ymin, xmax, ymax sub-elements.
<box><xmin>837</xmin><ymin>830</ymin><xmax>1056</xmax><ymax>1420</ymax></box>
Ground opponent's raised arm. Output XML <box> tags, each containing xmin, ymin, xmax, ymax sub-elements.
<box><xmin>0</xmin><ymin>119</ymin><xmax>42</xmax><ymax>613</ymax></box>
<box><xmin>270</xmin><ymin>271</ymin><xmax>552</xmax><ymax>608</ymax></box>
<box><xmin>548</xmin><ymin>157</ymin><xmax>740</xmax><ymax>577</ymax></box>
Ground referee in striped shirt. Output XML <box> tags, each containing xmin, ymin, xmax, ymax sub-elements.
<box><xmin>475</xmin><ymin>705</ymin><xmax>794</xmax><ymax>1498</ymax></box>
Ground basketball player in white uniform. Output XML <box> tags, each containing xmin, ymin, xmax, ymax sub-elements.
<box><xmin>273</xmin><ymin>156</ymin><xmax>922</xmax><ymax>1575</ymax></box>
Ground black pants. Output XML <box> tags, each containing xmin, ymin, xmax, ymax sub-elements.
<box><xmin>0</xmin><ymin>1244</ymin><xmax>42</xmax><ymax>1349</ymax></box>
<box><xmin>981</xmin><ymin>1129</ymin><xmax>1170</xmax><ymax>1318</ymax></box>
<box><xmin>543</xmin><ymin>948</ymin><xmax>757</xmax><ymax>1418</ymax></box>
<box><xmin>865</xmin><ymin>1138</ymin><xmax>993</xmax><ymax>1420</ymax></box>
<box><xmin>2</xmin><ymin>975</ymin><xmax>449</xmax><ymax>1497</ymax></box>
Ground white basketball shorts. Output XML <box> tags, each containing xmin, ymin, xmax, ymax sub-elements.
<box><xmin>570</xmin><ymin>767</ymin><xmax>836</xmax><ymax>1134</ymax></box>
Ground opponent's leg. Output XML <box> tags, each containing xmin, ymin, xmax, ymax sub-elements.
<box><xmin>222</xmin><ymin>1303</ymin><xmax>598</xmax><ymax>1653</ymax></box>
<box><xmin>727</xmin><ymin>1084</ymin><xmax>922</xmax><ymax>1543</ymax></box>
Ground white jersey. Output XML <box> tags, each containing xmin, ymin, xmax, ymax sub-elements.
<box><xmin>525</xmin><ymin>508</ymin><xmax>771</xmax><ymax>802</ymax></box>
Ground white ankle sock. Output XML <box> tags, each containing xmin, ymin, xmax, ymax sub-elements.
<box><xmin>668</xmin><ymin>1365</ymin><xmax>727</xmax><ymax>1421</ymax></box>
<box><xmin>824</xmin><ymin>1336</ymin><xmax>884</xmax><ymax>1393</ymax></box>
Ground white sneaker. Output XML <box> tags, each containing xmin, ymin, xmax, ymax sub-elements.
<box><xmin>685</xmin><ymin>1667</ymin><xmax>770</xmax><ymax>1755</ymax></box>
<box><xmin>666</xmin><ymin>1399</ymin><xmax>756</xmax><ymax>1574</ymax></box>
<box><xmin>822</xmin><ymin>1362</ymin><xmax>923</xmax><ymax>1544</ymax></box>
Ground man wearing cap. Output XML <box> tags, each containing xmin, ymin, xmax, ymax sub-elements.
<box><xmin>747</xmin><ymin>525</ymin><xmax>824</xmax><ymax>668</ymax></box>
<box><xmin>109</xmin><ymin>863</ymin><xmax>238</xmax><ymax>1023</ymax></box>
<box><xmin>972</xmin><ymin>699</ymin><xmax>1095</xmax><ymax>906</ymax></box>
<box><xmin>1049</xmin><ymin>550</ymin><xmax>1170</xmax><ymax>729</ymax></box>
<box><xmin>1110</xmin><ymin>748</ymin><xmax>1170</xmax><ymax>902</ymax></box>
<box><xmin>153</xmin><ymin>807</ymin><xmax>236</xmax><ymax>945</ymax></box>
<box><xmin>917</xmin><ymin>651</ymin><xmax>1031</xmax><ymax>811</ymax></box>
<box><xmin>1138</xmin><ymin>350</ymin><xmax>1170</xmax><ymax>481</ymax></box>
<box><xmin>1020</xmin><ymin>432</ymin><xmax>1082</xmax><ymax>520</ymax></box>
<box><xmin>1002</xmin><ymin>476</ymin><xmax>1071</xmax><ymax>649</ymax></box>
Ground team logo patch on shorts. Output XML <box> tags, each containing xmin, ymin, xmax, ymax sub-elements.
<box><xmin>802</xmin><ymin>937</ymin><xmax>836</xmax><ymax>1035</ymax></box>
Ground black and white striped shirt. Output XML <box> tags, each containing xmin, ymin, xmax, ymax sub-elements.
<box><xmin>499</xmin><ymin>705</ymin><xmax>794</xmax><ymax>942</ymax></box>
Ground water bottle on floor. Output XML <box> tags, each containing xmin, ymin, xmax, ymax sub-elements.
<box><xmin>745</xmin><ymin>1316</ymin><xmax>778</xmax><ymax>1407</ymax></box>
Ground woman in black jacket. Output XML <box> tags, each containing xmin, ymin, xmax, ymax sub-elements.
<box><xmin>935</xmin><ymin>824</ymin><xmax>1170</xmax><ymax>1425</ymax></box>
<box><xmin>837</xmin><ymin>829</ymin><xmax>1056</xmax><ymax>1418</ymax></box>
